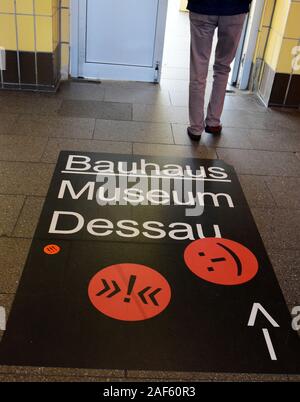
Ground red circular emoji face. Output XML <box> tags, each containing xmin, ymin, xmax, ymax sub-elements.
<box><xmin>184</xmin><ymin>238</ymin><xmax>259</xmax><ymax>285</ymax></box>
<box><xmin>88</xmin><ymin>263</ymin><xmax>171</xmax><ymax>322</ymax></box>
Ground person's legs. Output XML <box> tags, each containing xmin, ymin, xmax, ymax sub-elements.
<box><xmin>189</xmin><ymin>12</ymin><xmax>217</xmax><ymax>136</ymax></box>
<box><xmin>205</xmin><ymin>14</ymin><xmax>246</xmax><ymax>129</ymax></box>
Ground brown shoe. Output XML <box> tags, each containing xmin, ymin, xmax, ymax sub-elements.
<box><xmin>187</xmin><ymin>127</ymin><xmax>202</xmax><ymax>141</ymax></box>
<box><xmin>205</xmin><ymin>125</ymin><xmax>222</xmax><ymax>135</ymax></box>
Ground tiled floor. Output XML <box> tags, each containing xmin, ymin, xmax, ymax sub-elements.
<box><xmin>0</xmin><ymin>1</ymin><xmax>299</xmax><ymax>382</ymax></box>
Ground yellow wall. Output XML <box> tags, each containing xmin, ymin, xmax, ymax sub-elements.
<box><xmin>0</xmin><ymin>0</ymin><xmax>61</xmax><ymax>89</ymax></box>
<box><xmin>277</xmin><ymin>0</ymin><xmax>300</xmax><ymax>74</ymax></box>
<box><xmin>0</xmin><ymin>0</ymin><xmax>59</xmax><ymax>53</ymax></box>
<box><xmin>254</xmin><ymin>0</ymin><xmax>300</xmax><ymax>75</ymax></box>
<box><xmin>60</xmin><ymin>0</ymin><xmax>70</xmax><ymax>80</ymax></box>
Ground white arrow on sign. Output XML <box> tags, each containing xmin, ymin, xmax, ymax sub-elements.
<box><xmin>248</xmin><ymin>303</ymin><xmax>280</xmax><ymax>327</ymax></box>
<box><xmin>0</xmin><ymin>306</ymin><xmax>6</xmax><ymax>331</ymax></box>
<box><xmin>247</xmin><ymin>303</ymin><xmax>280</xmax><ymax>361</ymax></box>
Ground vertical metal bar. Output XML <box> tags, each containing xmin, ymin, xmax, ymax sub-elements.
<box><xmin>0</xmin><ymin>44</ymin><xmax>4</xmax><ymax>87</ymax></box>
<box><xmin>33</xmin><ymin>0</ymin><xmax>39</xmax><ymax>87</ymax></box>
<box><xmin>56</xmin><ymin>0</ymin><xmax>62</xmax><ymax>84</ymax></box>
<box><xmin>13</xmin><ymin>0</ymin><xmax>21</xmax><ymax>87</ymax></box>
<box><xmin>283</xmin><ymin>74</ymin><xmax>293</xmax><ymax>106</ymax></box>
<box><xmin>0</xmin><ymin>52</ymin><xmax>3</xmax><ymax>88</ymax></box>
<box><xmin>14</xmin><ymin>6</ymin><xmax>21</xmax><ymax>88</ymax></box>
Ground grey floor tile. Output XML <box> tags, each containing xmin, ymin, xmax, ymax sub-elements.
<box><xmin>0</xmin><ymin>93</ymin><xmax>62</xmax><ymax>115</ymax></box>
<box><xmin>0</xmin><ymin>161</ymin><xmax>55</xmax><ymax>196</ymax></box>
<box><xmin>159</xmin><ymin>79</ymin><xmax>190</xmax><ymax>92</ymax></box>
<box><xmin>238</xmin><ymin>175</ymin><xmax>275</xmax><ymax>208</ymax></box>
<box><xmin>251</xmin><ymin>208</ymin><xmax>300</xmax><ymax>250</ymax></box>
<box><xmin>172</xmin><ymin>124</ymin><xmax>254</xmax><ymax>149</ymax></box>
<box><xmin>168</xmin><ymin>88</ymin><xmax>207</xmax><ymax>108</ymax></box>
<box><xmin>99</xmin><ymin>80</ymin><xmax>157</xmax><ymax>90</ymax></box>
<box><xmin>268</xmin><ymin>250</ymin><xmax>300</xmax><ymax>307</ymax></box>
<box><xmin>0</xmin><ymin>374</ymin><xmax>41</xmax><ymax>382</ymax></box>
<box><xmin>168</xmin><ymin>89</ymin><xmax>189</xmax><ymax>107</ymax></box>
<box><xmin>283</xmin><ymin>112</ymin><xmax>300</xmax><ymax>131</ymax></box>
<box><xmin>217</xmin><ymin>148</ymin><xmax>300</xmax><ymax>176</ymax></box>
<box><xmin>40</xmin><ymin>367</ymin><xmax>125</xmax><ymax>378</ymax></box>
<box><xmin>42</xmin><ymin>139</ymin><xmax>132</xmax><ymax>163</ymax></box>
<box><xmin>0</xmin><ymin>374</ymin><xmax>115</xmax><ymax>382</ymax></box>
<box><xmin>0</xmin><ymin>195</ymin><xmax>24</xmax><ymax>236</ymax></box>
<box><xmin>220</xmin><ymin>110</ymin><xmax>293</xmax><ymax>131</ymax></box>
<box><xmin>0</xmin><ymin>365</ymin><xmax>43</xmax><ymax>375</ymax></box>
<box><xmin>248</xmin><ymin>129</ymin><xmax>300</xmax><ymax>152</ymax></box>
<box><xmin>10</xmin><ymin>115</ymin><xmax>95</xmax><ymax>140</ymax></box>
<box><xmin>0</xmin><ymin>238</ymin><xmax>30</xmax><ymax>293</ymax></box>
<box><xmin>94</xmin><ymin>120</ymin><xmax>173</xmax><ymax>144</ymax></box>
<box><xmin>268</xmin><ymin>108</ymin><xmax>300</xmax><ymax>132</ymax></box>
<box><xmin>0</xmin><ymin>114</ymin><xmax>18</xmax><ymax>135</ymax></box>
<box><xmin>13</xmin><ymin>197</ymin><xmax>45</xmax><ymax>238</ymax></box>
<box><xmin>209</xmin><ymin>127</ymin><xmax>254</xmax><ymax>150</ymax></box>
<box><xmin>133</xmin><ymin>104</ymin><xmax>189</xmax><ymax>124</ymax></box>
<box><xmin>223</xmin><ymin>95</ymin><xmax>268</xmax><ymax>113</ymax></box>
<box><xmin>58</xmin><ymin>100</ymin><xmax>132</xmax><ymax>121</ymax></box>
<box><xmin>122</xmin><ymin>377</ymin><xmax>179</xmax><ymax>382</ymax></box>
<box><xmin>133</xmin><ymin>142</ymin><xmax>217</xmax><ymax>158</ymax></box>
<box><xmin>127</xmin><ymin>370</ymin><xmax>289</xmax><ymax>382</ymax></box>
<box><xmin>0</xmin><ymin>135</ymin><xmax>48</xmax><ymax>162</ymax></box>
<box><xmin>57</xmin><ymin>81</ymin><xmax>105</xmax><ymax>101</ymax></box>
<box><xmin>104</xmin><ymin>86</ymin><xmax>170</xmax><ymax>105</ymax></box>
<box><xmin>288</xmin><ymin>375</ymin><xmax>300</xmax><ymax>382</ymax></box>
<box><xmin>168</xmin><ymin>81</ymin><xmax>212</xmax><ymax>104</ymax></box>
<box><xmin>161</xmin><ymin>67</ymin><xmax>189</xmax><ymax>81</ymax></box>
<box><xmin>162</xmin><ymin>52</ymin><xmax>190</xmax><ymax>69</ymax></box>
<box><xmin>265</xmin><ymin>177</ymin><xmax>300</xmax><ymax>209</ymax></box>
<box><xmin>167</xmin><ymin>83</ymin><xmax>215</xmax><ymax>107</ymax></box>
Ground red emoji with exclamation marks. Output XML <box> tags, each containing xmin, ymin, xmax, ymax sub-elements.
<box><xmin>184</xmin><ymin>238</ymin><xmax>259</xmax><ymax>285</ymax></box>
<box><xmin>88</xmin><ymin>263</ymin><xmax>171</xmax><ymax>321</ymax></box>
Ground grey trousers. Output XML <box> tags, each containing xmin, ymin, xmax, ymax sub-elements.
<box><xmin>189</xmin><ymin>12</ymin><xmax>246</xmax><ymax>133</ymax></box>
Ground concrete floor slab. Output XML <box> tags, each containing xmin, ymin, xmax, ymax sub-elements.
<box><xmin>41</xmin><ymin>138</ymin><xmax>132</xmax><ymax>163</ymax></box>
<box><xmin>59</xmin><ymin>100</ymin><xmax>132</xmax><ymax>121</ymax></box>
<box><xmin>0</xmin><ymin>195</ymin><xmax>25</xmax><ymax>237</ymax></box>
<box><xmin>94</xmin><ymin>120</ymin><xmax>173</xmax><ymax>144</ymax></box>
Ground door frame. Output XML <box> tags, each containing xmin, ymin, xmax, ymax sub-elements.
<box><xmin>239</xmin><ymin>0</ymin><xmax>265</xmax><ymax>89</ymax></box>
<box><xmin>230</xmin><ymin>0</ymin><xmax>265</xmax><ymax>89</ymax></box>
<box><xmin>70</xmin><ymin>0</ymin><xmax>79</xmax><ymax>77</ymax></box>
<box><xmin>70</xmin><ymin>0</ymin><xmax>168</xmax><ymax>82</ymax></box>
<box><xmin>70</xmin><ymin>0</ymin><xmax>80</xmax><ymax>78</ymax></box>
<box><xmin>230</xmin><ymin>14</ymin><xmax>249</xmax><ymax>86</ymax></box>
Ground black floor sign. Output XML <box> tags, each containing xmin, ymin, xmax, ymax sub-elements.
<box><xmin>0</xmin><ymin>152</ymin><xmax>299</xmax><ymax>373</ymax></box>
